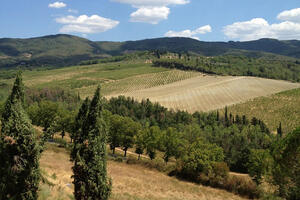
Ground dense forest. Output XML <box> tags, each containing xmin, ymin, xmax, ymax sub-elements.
<box><xmin>2</xmin><ymin>34</ymin><xmax>300</xmax><ymax>69</ymax></box>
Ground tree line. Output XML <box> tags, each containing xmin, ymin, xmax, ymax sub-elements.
<box><xmin>153</xmin><ymin>54</ymin><xmax>300</xmax><ymax>82</ymax></box>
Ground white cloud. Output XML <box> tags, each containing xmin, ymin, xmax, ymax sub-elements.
<box><xmin>165</xmin><ymin>25</ymin><xmax>212</xmax><ymax>40</ymax></box>
<box><xmin>223</xmin><ymin>18</ymin><xmax>274</xmax><ymax>41</ymax></box>
<box><xmin>277</xmin><ymin>8</ymin><xmax>300</xmax><ymax>23</ymax></box>
<box><xmin>194</xmin><ymin>25</ymin><xmax>212</xmax><ymax>34</ymax></box>
<box><xmin>130</xmin><ymin>7</ymin><xmax>170</xmax><ymax>24</ymax></box>
<box><xmin>68</xmin><ymin>9</ymin><xmax>78</xmax><ymax>14</ymax></box>
<box><xmin>111</xmin><ymin>0</ymin><xmax>189</xmax><ymax>7</ymax></box>
<box><xmin>111</xmin><ymin>0</ymin><xmax>189</xmax><ymax>24</ymax></box>
<box><xmin>56</xmin><ymin>15</ymin><xmax>119</xmax><ymax>34</ymax></box>
<box><xmin>49</xmin><ymin>2</ymin><xmax>66</xmax><ymax>9</ymax></box>
<box><xmin>223</xmin><ymin>16</ymin><xmax>300</xmax><ymax>41</ymax></box>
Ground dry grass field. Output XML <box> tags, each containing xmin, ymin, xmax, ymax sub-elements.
<box><xmin>39</xmin><ymin>144</ymin><xmax>247</xmax><ymax>200</ymax></box>
<box><xmin>112</xmin><ymin>75</ymin><xmax>300</xmax><ymax>112</ymax></box>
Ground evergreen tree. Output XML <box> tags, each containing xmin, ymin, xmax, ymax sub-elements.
<box><xmin>72</xmin><ymin>86</ymin><xmax>111</xmax><ymax>200</ymax></box>
<box><xmin>71</xmin><ymin>98</ymin><xmax>90</xmax><ymax>160</ymax></box>
<box><xmin>0</xmin><ymin>72</ymin><xmax>41</xmax><ymax>200</ymax></box>
<box><xmin>277</xmin><ymin>122</ymin><xmax>282</xmax><ymax>138</ymax></box>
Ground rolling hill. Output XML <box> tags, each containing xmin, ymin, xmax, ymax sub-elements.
<box><xmin>111</xmin><ymin>75</ymin><xmax>300</xmax><ymax>113</ymax></box>
<box><xmin>2</xmin><ymin>34</ymin><xmax>300</xmax><ymax>68</ymax></box>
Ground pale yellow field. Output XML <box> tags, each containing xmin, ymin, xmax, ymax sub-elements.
<box><xmin>39</xmin><ymin>144</ymin><xmax>247</xmax><ymax>200</ymax></box>
<box><xmin>77</xmin><ymin>70</ymin><xmax>200</xmax><ymax>98</ymax></box>
<box><xmin>109</xmin><ymin>75</ymin><xmax>300</xmax><ymax>112</ymax></box>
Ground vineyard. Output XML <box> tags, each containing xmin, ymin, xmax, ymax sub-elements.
<box><xmin>79</xmin><ymin>70</ymin><xmax>201</xmax><ymax>98</ymax></box>
<box><xmin>113</xmin><ymin>75</ymin><xmax>300</xmax><ymax>112</ymax></box>
<box><xmin>226</xmin><ymin>88</ymin><xmax>300</xmax><ymax>134</ymax></box>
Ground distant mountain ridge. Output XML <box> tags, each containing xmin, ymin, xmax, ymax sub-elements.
<box><xmin>1</xmin><ymin>34</ymin><xmax>300</xmax><ymax>68</ymax></box>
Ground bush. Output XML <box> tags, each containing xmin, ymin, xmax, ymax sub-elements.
<box><xmin>126</xmin><ymin>156</ymin><xmax>176</xmax><ymax>173</ymax></box>
<box><xmin>208</xmin><ymin>162</ymin><xmax>229</xmax><ymax>187</ymax></box>
<box><xmin>224</xmin><ymin>175</ymin><xmax>259</xmax><ymax>198</ymax></box>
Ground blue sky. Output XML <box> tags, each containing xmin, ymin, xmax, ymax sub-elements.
<box><xmin>1</xmin><ymin>0</ymin><xmax>300</xmax><ymax>41</ymax></box>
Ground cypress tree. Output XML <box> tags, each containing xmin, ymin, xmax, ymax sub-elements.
<box><xmin>277</xmin><ymin>122</ymin><xmax>282</xmax><ymax>138</ymax></box>
<box><xmin>72</xmin><ymin>86</ymin><xmax>111</xmax><ymax>200</ymax></box>
<box><xmin>0</xmin><ymin>72</ymin><xmax>41</xmax><ymax>200</ymax></box>
<box><xmin>71</xmin><ymin>97</ymin><xmax>90</xmax><ymax>160</ymax></box>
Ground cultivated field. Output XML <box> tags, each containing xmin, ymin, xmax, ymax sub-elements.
<box><xmin>39</xmin><ymin>144</ymin><xmax>247</xmax><ymax>200</ymax></box>
<box><xmin>78</xmin><ymin>69</ymin><xmax>200</xmax><ymax>97</ymax></box>
<box><xmin>0</xmin><ymin>62</ymin><xmax>201</xmax><ymax>101</ymax></box>
<box><xmin>226</xmin><ymin>88</ymin><xmax>300</xmax><ymax>134</ymax></box>
<box><xmin>111</xmin><ymin>75</ymin><xmax>300</xmax><ymax>113</ymax></box>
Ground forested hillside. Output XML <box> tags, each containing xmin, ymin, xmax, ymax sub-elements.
<box><xmin>2</xmin><ymin>34</ymin><xmax>300</xmax><ymax>68</ymax></box>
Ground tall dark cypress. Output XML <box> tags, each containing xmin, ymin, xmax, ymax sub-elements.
<box><xmin>277</xmin><ymin>122</ymin><xmax>283</xmax><ymax>138</ymax></box>
<box><xmin>72</xmin><ymin>86</ymin><xmax>111</xmax><ymax>200</ymax></box>
<box><xmin>0</xmin><ymin>72</ymin><xmax>41</xmax><ymax>200</ymax></box>
<box><xmin>71</xmin><ymin>97</ymin><xmax>90</xmax><ymax>160</ymax></box>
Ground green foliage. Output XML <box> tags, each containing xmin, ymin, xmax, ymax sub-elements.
<box><xmin>272</xmin><ymin>127</ymin><xmax>300</xmax><ymax>200</ymax></box>
<box><xmin>72</xmin><ymin>86</ymin><xmax>111</xmax><ymax>200</ymax></box>
<box><xmin>107</xmin><ymin>114</ymin><xmax>122</xmax><ymax>154</ymax></box>
<box><xmin>108</xmin><ymin>96</ymin><xmax>274</xmax><ymax>173</ymax></box>
<box><xmin>162</xmin><ymin>127</ymin><xmax>186</xmax><ymax>163</ymax></box>
<box><xmin>0</xmin><ymin>72</ymin><xmax>41</xmax><ymax>200</ymax></box>
<box><xmin>153</xmin><ymin>54</ymin><xmax>300</xmax><ymax>82</ymax></box>
<box><xmin>119</xmin><ymin>117</ymin><xmax>141</xmax><ymax>157</ymax></box>
<box><xmin>4</xmin><ymin>34</ymin><xmax>300</xmax><ymax>69</ymax></box>
<box><xmin>134</xmin><ymin>130</ymin><xmax>145</xmax><ymax>160</ymax></box>
<box><xmin>108</xmin><ymin>114</ymin><xmax>141</xmax><ymax>157</ymax></box>
<box><xmin>180</xmin><ymin>140</ymin><xmax>224</xmax><ymax>176</ymax></box>
<box><xmin>143</xmin><ymin>126</ymin><xmax>162</xmax><ymax>160</ymax></box>
<box><xmin>247</xmin><ymin>149</ymin><xmax>273</xmax><ymax>184</ymax></box>
<box><xmin>27</xmin><ymin>101</ymin><xmax>61</xmax><ymax>130</ymax></box>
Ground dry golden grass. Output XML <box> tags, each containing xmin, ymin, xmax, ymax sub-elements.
<box><xmin>39</xmin><ymin>144</ymin><xmax>247</xmax><ymax>200</ymax></box>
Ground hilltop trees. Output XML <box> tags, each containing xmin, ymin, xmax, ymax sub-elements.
<box><xmin>0</xmin><ymin>72</ymin><xmax>41</xmax><ymax>200</ymax></box>
<box><xmin>72</xmin><ymin>86</ymin><xmax>111</xmax><ymax>200</ymax></box>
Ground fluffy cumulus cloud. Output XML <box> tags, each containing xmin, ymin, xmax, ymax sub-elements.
<box><xmin>111</xmin><ymin>0</ymin><xmax>189</xmax><ymax>24</ymax></box>
<box><xmin>165</xmin><ymin>25</ymin><xmax>212</xmax><ymax>40</ymax></box>
<box><xmin>56</xmin><ymin>15</ymin><xmax>119</xmax><ymax>34</ymax></box>
<box><xmin>223</xmin><ymin>8</ymin><xmax>300</xmax><ymax>41</ymax></box>
<box><xmin>130</xmin><ymin>7</ymin><xmax>170</xmax><ymax>24</ymax></box>
<box><xmin>48</xmin><ymin>2</ymin><xmax>67</xmax><ymax>9</ymax></box>
<box><xmin>277</xmin><ymin>8</ymin><xmax>300</xmax><ymax>23</ymax></box>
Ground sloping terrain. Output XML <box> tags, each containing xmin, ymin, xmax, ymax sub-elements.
<box><xmin>39</xmin><ymin>144</ymin><xmax>247</xmax><ymax>200</ymax></box>
<box><xmin>226</xmin><ymin>88</ymin><xmax>300</xmax><ymax>134</ymax></box>
<box><xmin>112</xmin><ymin>75</ymin><xmax>300</xmax><ymax>113</ymax></box>
<box><xmin>2</xmin><ymin>34</ymin><xmax>300</xmax><ymax>68</ymax></box>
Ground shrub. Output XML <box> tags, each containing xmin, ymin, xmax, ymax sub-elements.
<box><xmin>224</xmin><ymin>175</ymin><xmax>259</xmax><ymax>198</ymax></box>
<box><xmin>208</xmin><ymin>162</ymin><xmax>229</xmax><ymax>187</ymax></box>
